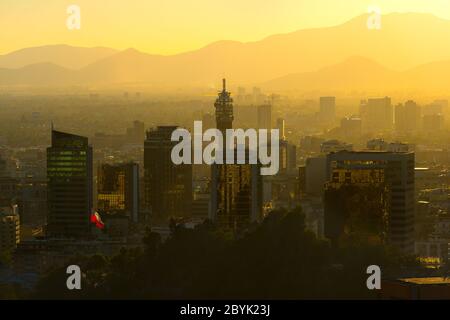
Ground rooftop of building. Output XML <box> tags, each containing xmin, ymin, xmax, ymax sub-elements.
<box><xmin>399</xmin><ymin>277</ymin><xmax>450</xmax><ymax>285</ymax></box>
<box><xmin>51</xmin><ymin>129</ymin><xmax>89</xmax><ymax>148</ymax></box>
<box><xmin>327</xmin><ymin>150</ymin><xmax>415</xmax><ymax>162</ymax></box>
<box><xmin>332</xmin><ymin>150</ymin><xmax>413</xmax><ymax>154</ymax></box>
<box><xmin>145</xmin><ymin>126</ymin><xmax>179</xmax><ymax>138</ymax></box>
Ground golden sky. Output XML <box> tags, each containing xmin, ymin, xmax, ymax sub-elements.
<box><xmin>1</xmin><ymin>0</ymin><xmax>450</xmax><ymax>55</ymax></box>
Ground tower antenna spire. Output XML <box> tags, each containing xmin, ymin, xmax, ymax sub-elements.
<box><xmin>222</xmin><ymin>78</ymin><xmax>226</xmax><ymax>92</ymax></box>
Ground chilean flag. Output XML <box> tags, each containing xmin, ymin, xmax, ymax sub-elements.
<box><xmin>90</xmin><ymin>211</ymin><xmax>105</xmax><ymax>229</ymax></box>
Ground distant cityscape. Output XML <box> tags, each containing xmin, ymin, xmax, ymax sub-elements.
<box><xmin>3</xmin><ymin>4</ymin><xmax>450</xmax><ymax>300</ymax></box>
<box><xmin>0</xmin><ymin>78</ymin><xmax>449</xmax><ymax>299</ymax></box>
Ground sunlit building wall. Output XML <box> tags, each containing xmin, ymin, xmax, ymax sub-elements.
<box><xmin>395</xmin><ymin>100</ymin><xmax>421</xmax><ymax>134</ymax></box>
<box><xmin>325</xmin><ymin>151</ymin><xmax>415</xmax><ymax>254</ymax></box>
<box><xmin>360</xmin><ymin>97</ymin><xmax>393</xmax><ymax>133</ymax></box>
<box><xmin>0</xmin><ymin>205</ymin><xmax>20</xmax><ymax>252</ymax></box>
<box><xmin>319</xmin><ymin>96</ymin><xmax>336</xmax><ymax>122</ymax></box>
<box><xmin>97</xmin><ymin>162</ymin><xmax>139</xmax><ymax>223</ymax></box>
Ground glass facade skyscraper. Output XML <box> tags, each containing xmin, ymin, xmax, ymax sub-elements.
<box><xmin>47</xmin><ymin>130</ymin><xmax>93</xmax><ymax>239</ymax></box>
<box><xmin>144</xmin><ymin>126</ymin><xmax>192</xmax><ymax>223</ymax></box>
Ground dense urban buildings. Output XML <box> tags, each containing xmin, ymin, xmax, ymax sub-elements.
<box><xmin>3</xmin><ymin>3</ymin><xmax>450</xmax><ymax>300</ymax></box>
<box><xmin>0</xmin><ymin>86</ymin><xmax>449</xmax><ymax>300</ymax></box>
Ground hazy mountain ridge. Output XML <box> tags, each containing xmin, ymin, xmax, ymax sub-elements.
<box><xmin>2</xmin><ymin>13</ymin><xmax>450</xmax><ymax>90</ymax></box>
<box><xmin>261</xmin><ymin>56</ymin><xmax>398</xmax><ymax>92</ymax></box>
<box><xmin>0</xmin><ymin>45</ymin><xmax>118</xmax><ymax>70</ymax></box>
<box><xmin>5</xmin><ymin>55</ymin><xmax>450</xmax><ymax>94</ymax></box>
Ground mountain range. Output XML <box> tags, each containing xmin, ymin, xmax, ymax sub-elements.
<box><xmin>0</xmin><ymin>45</ymin><xmax>117</xmax><ymax>70</ymax></box>
<box><xmin>262</xmin><ymin>56</ymin><xmax>450</xmax><ymax>93</ymax></box>
<box><xmin>2</xmin><ymin>13</ymin><xmax>450</xmax><ymax>92</ymax></box>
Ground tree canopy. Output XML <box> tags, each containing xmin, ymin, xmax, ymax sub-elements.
<box><xmin>31</xmin><ymin>207</ymin><xmax>419</xmax><ymax>300</ymax></box>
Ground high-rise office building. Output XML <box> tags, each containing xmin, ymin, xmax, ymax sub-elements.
<box><xmin>395</xmin><ymin>100</ymin><xmax>421</xmax><ymax>134</ymax></box>
<box><xmin>278</xmin><ymin>140</ymin><xmax>297</xmax><ymax>173</ymax></box>
<box><xmin>97</xmin><ymin>162</ymin><xmax>139</xmax><ymax>223</ymax></box>
<box><xmin>47</xmin><ymin>130</ymin><xmax>93</xmax><ymax>239</ymax></box>
<box><xmin>279</xmin><ymin>140</ymin><xmax>288</xmax><ymax>173</ymax></box>
<box><xmin>144</xmin><ymin>126</ymin><xmax>192</xmax><ymax>222</ymax></box>
<box><xmin>304</xmin><ymin>156</ymin><xmax>327</xmax><ymax>196</ymax></box>
<box><xmin>422</xmin><ymin>114</ymin><xmax>445</xmax><ymax>133</ymax></box>
<box><xmin>340</xmin><ymin>116</ymin><xmax>362</xmax><ymax>138</ymax></box>
<box><xmin>319</xmin><ymin>96</ymin><xmax>336</xmax><ymax>122</ymax></box>
<box><xmin>276</xmin><ymin>118</ymin><xmax>286</xmax><ymax>141</ymax></box>
<box><xmin>257</xmin><ymin>104</ymin><xmax>272</xmax><ymax>130</ymax></box>
<box><xmin>0</xmin><ymin>154</ymin><xmax>7</xmax><ymax>177</ymax></box>
<box><xmin>0</xmin><ymin>177</ymin><xmax>18</xmax><ymax>206</ymax></box>
<box><xmin>424</xmin><ymin>100</ymin><xmax>448</xmax><ymax>116</ymax></box>
<box><xmin>360</xmin><ymin>97</ymin><xmax>393</xmax><ymax>133</ymax></box>
<box><xmin>276</xmin><ymin>117</ymin><xmax>296</xmax><ymax>173</ymax></box>
<box><xmin>17</xmin><ymin>177</ymin><xmax>47</xmax><ymax>226</ymax></box>
<box><xmin>210</xmin><ymin>79</ymin><xmax>262</xmax><ymax>230</ymax></box>
<box><xmin>324</xmin><ymin>164</ymin><xmax>388</xmax><ymax>242</ymax></box>
<box><xmin>287</xmin><ymin>143</ymin><xmax>297</xmax><ymax>171</ymax></box>
<box><xmin>252</xmin><ymin>87</ymin><xmax>266</xmax><ymax>105</ymax></box>
<box><xmin>211</xmin><ymin>163</ymin><xmax>262</xmax><ymax>230</ymax></box>
<box><xmin>126</xmin><ymin>120</ymin><xmax>145</xmax><ymax>144</ymax></box>
<box><xmin>0</xmin><ymin>205</ymin><xmax>19</xmax><ymax>252</ymax></box>
<box><xmin>324</xmin><ymin>151</ymin><xmax>415</xmax><ymax>254</ymax></box>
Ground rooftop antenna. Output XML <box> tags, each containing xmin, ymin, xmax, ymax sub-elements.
<box><xmin>222</xmin><ymin>78</ymin><xmax>226</xmax><ymax>92</ymax></box>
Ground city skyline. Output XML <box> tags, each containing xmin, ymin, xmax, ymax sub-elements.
<box><xmin>2</xmin><ymin>0</ymin><xmax>450</xmax><ymax>302</ymax></box>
